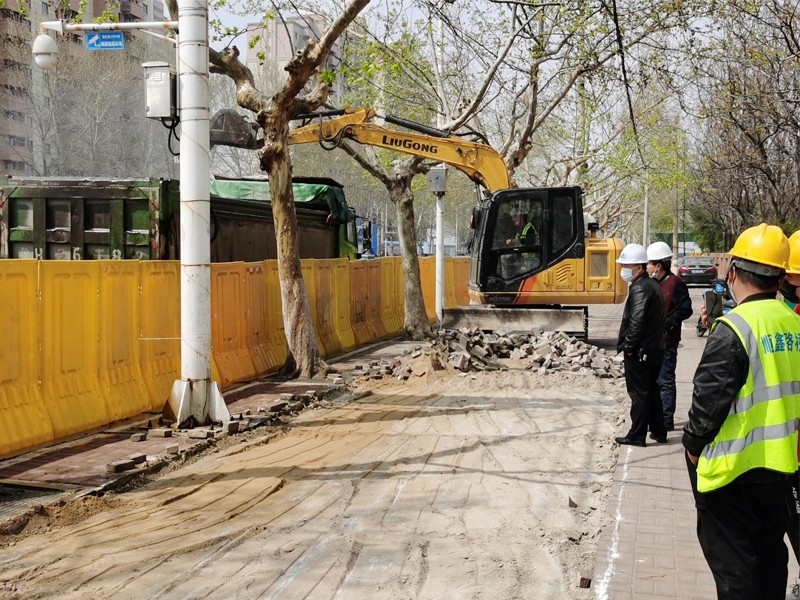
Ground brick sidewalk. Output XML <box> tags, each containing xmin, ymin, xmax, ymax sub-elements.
<box><xmin>0</xmin><ymin>340</ymin><xmax>415</xmax><ymax>522</ymax></box>
<box><xmin>591</xmin><ymin>294</ymin><xmax>800</xmax><ymax>599</ymax></box>
<box><xmin>4</xmin><ymin>299</ymin><xmax>800</xmax><ymax>597</ymax></box>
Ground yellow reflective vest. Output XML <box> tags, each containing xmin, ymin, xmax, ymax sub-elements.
<box><xmin>697</xmin><ymin>299</ymin><xmax>800</xmax><ymax>493</ymax></box>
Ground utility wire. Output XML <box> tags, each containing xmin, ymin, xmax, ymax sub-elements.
<box><xmin>607</xmin><ymin>0</ymin><xmax>648</xmax><ymax>168</ymax></box>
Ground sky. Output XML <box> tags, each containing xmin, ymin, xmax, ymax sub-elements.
<box><xmin>208</xmin><ymin>6</ymin><xmax>253</xmax><ymax>61</ymax></box>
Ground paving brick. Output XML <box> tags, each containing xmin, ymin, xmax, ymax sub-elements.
<box><xmin>127</xmin><ymin>453</ymin><xmax>146</xmax><ymax>465</ymax></box>
<box><xmin>106</xmin><ymin>459</ymin><xmax>135</xmax><ymax>473</ymax></box>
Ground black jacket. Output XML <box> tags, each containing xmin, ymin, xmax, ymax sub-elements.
<box><xmin>617</xmin><ymin>272</ymin><xmax>665</xmax><ymax>355</ymax></box>
<box><xmin>657</xmin><ymin>271</ymin><xmax>693</xmax><ymax>347</ymax></box>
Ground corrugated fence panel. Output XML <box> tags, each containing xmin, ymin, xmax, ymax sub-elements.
<box><xmin>419</xmin><ymin>256</ymin><xmax>437</xmax><ymax>322</ymax></box>
<box><xmin>365</xmin><ymin>260</ymin><xmax>386</xmax><ymax>341</ymax></box>
<box><xmin>211</xmin><ymin>263</ymin><xmax>257</xmax><ymax>389</ymax></box>
<box><xmin>244</xmin><ymin>262</ymin><xmax>277</xmax><ymax>376</ymax></box>
<box><xmin>41</xmin><ymin>261</ymin><xmax>108</xmax><ymax>439</ymax></box>
<box><xmin>392</xmin><ymin>256</ymin><xmax>405</xmax><ymax>333</ymax></box>
<box><xmin>300</xmin><ymin>261</ymin><xmax>325</xmax><ymax>356</ymax></box>
<box><xmin>444</xmin><ymin>257</ymin><xmax>458</xmax><ymax>309</ymax></box>
<box><xmin>0</xmin><ymin>261</ymin><xmax>52</xmax><ymax>457</ymax></box>
<box><xmin>314</xmin><ymin>260</ymin><xmax>341</xmax><ymax>357</ymax></box>
<box><xmin>453</xmin><ymin>257</ymin><xmax>470</xmax><ymax>306</ymax></box>
<box><xmin>379</xmin><ymin>258</ymin><xmax>401</xmax><ymax>336</ymax></box>
<box><xmin>264</xmin><ymin>261</ymin><xmax>288</xmax><ymax>368</ymax></box>
<box><xmin>139</xmin><ymin>261</ymin><xmax>180</xmax><ymax>410</ymax></box>
<box><xmin>349</xmin><ymin>261</ymin><xmax>371</xmax><ymax>345</ymax></box>
<box><xmin>98</xmin><ymin>261</ymin><xmax>151</xmax><ymax>421</ymax></box>
<box><xmin>333</xmin><ymin>259</ymin><xmax>355</xmax><ymax>353</ymax></box>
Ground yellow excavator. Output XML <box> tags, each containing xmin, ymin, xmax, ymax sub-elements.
<box><xmin>285</xmin><ymin>107</ymin><xmax>626</xmax><ymax>337</ymax></box>
<box><xmin>209</xmin><ymin>106</ymin><xmax>626</xmax><ymax>336</ymax></box>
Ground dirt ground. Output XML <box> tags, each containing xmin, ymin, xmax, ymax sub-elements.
<box><xmin>0</xmin><ymin>353</ymin><xmax>629</xmax><ymax>600</ymax></box>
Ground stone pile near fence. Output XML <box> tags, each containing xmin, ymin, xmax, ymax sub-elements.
<box><xmin>351</xmin><ymin>328</ymin><xmax>625</xmax><ymax>381</ymax></box>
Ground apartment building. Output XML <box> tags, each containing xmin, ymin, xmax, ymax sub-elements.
<box><xmin>0</xmin><ymin>0</ymin><xmax>166</xmax><ymax>176</ymax></box>
<box><xmin>246</xmin><ymin>13</ymin><xmax>345</xmax><ymax>100</ymax></box>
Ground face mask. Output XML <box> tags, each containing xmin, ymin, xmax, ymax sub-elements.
<box><xmin>620</xmin><ymin>268</ymin><xmax>635</xmax><ymax>282</ymax></box>
<box><xmin>779</xmin><ymin>279</ymin><xmax>800</xmax><ymax>305</ymax></box>
<box><xmin>725</xmin><ymin>269</ymin><xmax>738</xmax><ymax>305</ymax></box>
<box><xmin>649</xmin><ymin>266</ymin><xmax>660</xmax><ymax>279</ymax></box>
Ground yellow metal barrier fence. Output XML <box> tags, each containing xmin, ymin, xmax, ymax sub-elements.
<box><xmin>0</xmin><ymin>261</ymin><xmax>52</xmax><ymax>456</ymax></box>
<box><xmin>243</xmin><ymin>263</ymin><xmax>278</xmax><ymax>375</ymax></box>
<box><xmin>0</xmin><ymin>256</ymin><xmax>470</xmax><ymax>458</ymax></box>
<box><xmin>211</xmin><ymin>263</ymin><xmax>258</xmax><ymax>388</ymax></box>
<box><xmin>97</xmin><ymin>261</ymin><xmax>151</xmax><ymax>422</ymax></box>
<box><xmin>418</xmin><ymin>256</ymin><xmax>437</xmax><ymax>322</ymax></box>
<box><xmin>139</xmin><ymin>262</ymin><xmax>180</xmax><ymax>410</ymax></box>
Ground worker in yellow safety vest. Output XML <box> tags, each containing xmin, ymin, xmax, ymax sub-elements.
<box><xmin>683</xmin><ymin>223</ymin><xmax>800</xmax><ymax>599</ymax></box>
<box><xmin>779</xmin><ymin>231</ymin><xmax>800</xmax><ymax>315</ymax></box>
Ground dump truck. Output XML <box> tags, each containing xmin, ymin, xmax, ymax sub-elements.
<box><xmin>0</xmin><ymin>175</ymin><xmax>360</xmax><ymax>262</ymax></box>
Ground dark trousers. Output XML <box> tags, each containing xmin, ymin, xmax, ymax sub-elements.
<box><xmin>787</xmin><ymin>473</ymin><xmax>800</xmax><ymax>562</ymax></box>
<box><xmin>623</xmin><ymin>350</ymin><xmax>666</xmax><ymax>441</ymax></box>
<box><xmin>686</xmin><ymin>454</ymin><xmax>790</xmax><ymax>599</ymax></box>
<box><xmin>657</xmin><ymin>344</ymin><xmax>678</xmax><ymax>423</ymax></box>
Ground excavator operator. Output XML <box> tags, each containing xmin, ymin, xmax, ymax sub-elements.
<box><xmin>506</xmin><ymin>206</ymin><xmax>536</xmax><ymax>247</ymax></box>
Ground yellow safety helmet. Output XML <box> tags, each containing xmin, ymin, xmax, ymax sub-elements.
<box><xmin>788</xmin><ymin>230</ymin><xmax>800</xmax><ymax>275</ymax></box>
<box><xmin>729</xmin><ymin>223</ymin><xmax>789</xmax><ymax>273</ymax></box>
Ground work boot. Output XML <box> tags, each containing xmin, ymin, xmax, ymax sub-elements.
<box><xmin>649</xmin><ymin>432</ymin><xmax>668</xmax><ymax>444</ymax></box>
<box><xmin>615</xmin><ymin>436</ymin><xmax>646</xmax><ymax>447</ymax></box>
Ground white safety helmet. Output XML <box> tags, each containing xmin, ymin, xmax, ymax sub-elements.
<box><xmin>616</xmin><ymin>243</ymin><xmax>648</xmax><ymax>265</ymax></box>
<box><xmin>646</xmin><ymin>241</ymin><xmax>673</xmax><ymax>262</ymax></box>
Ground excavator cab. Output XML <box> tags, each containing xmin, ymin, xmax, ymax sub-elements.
<box><xmin>470</xmin><ymin>186</ymin><xmax>586</xmax><ymax>304</ymax></box>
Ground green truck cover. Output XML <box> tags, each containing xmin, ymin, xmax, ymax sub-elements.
<box><xmin>209</xmin><ymin>179</ymin><xmax>356</xmax><ymax>224</ymax></box>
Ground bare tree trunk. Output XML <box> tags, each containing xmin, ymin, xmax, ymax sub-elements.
<box><xmin>209</xmin><ymin>0</ymin><xmax>369</xmax><ymax>380</ymax></box>
<box><xmin>261</xmin><ymin>112</ymin><xmax>327</xmax><ymax>379</ymax></box>
<box><xmin>389</xmin><ymin>180</ymin><xmax>432</xmax><ymax>339</ymax></box>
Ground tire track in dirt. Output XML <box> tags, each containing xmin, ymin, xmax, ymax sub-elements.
<box><xmin>1</xmin><ymin>376</ymin><xmax>625</xmax><ymax>600</ymax></box>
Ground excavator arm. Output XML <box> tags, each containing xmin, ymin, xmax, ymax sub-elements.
<box><xmin>288</xmin><ymin>107</ymin><xmax>511</xmax><ymax>192</ymax></box>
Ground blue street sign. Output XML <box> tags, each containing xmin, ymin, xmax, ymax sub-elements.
<box><xmin>85</xmin><ymin>31</ymin><xmax>125</xmax><ymax>51</ymax></box>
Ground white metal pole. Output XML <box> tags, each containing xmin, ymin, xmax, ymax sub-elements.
<box><xmin>44</xmin><ymin>20</ymin><xmax>178</xmax><ymax>33</ymax></box>
<box><xmin>167</xmin><ymin>0</ymin><xmax>229</xmax><ymax>426</ymax></box>
<box><xmin>643</xmin><ymin>184</ymin><xmax>649</xmax><ymax>246</ymax></box>
<box><xmin>433</xmin><ymin>2</ymin><xmax>447</xmax><ymax>324</ymax></box>
<box><xmin>435</xmin><ymin>194</ymin><xmax>444</xmax><ymax>321</ymax></box>
<box><xmin>455</xmin><ymin>209</ymin><xmax>459</xmax><ymax>255</ymax></box>
<box><xmin>384</xmin><ymin>203</ymin><xmax>389</xmax><ymax>256</ymax></box>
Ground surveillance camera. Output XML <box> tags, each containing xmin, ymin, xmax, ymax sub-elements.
<box><xmin>32</xmin><ymin>34</ymin><xmax>59</xmax><ymax>70</ymax></box>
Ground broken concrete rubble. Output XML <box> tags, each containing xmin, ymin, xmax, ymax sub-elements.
<box><xmin>351</xmin><ymin>328</ymin><xmax>625</xmax><ymax>381</ymax></box>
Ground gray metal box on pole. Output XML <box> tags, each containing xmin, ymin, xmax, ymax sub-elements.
<box><xmin>427</xmin><ymin>166</ymin><xmax>448</xmax><ymax>194</ymax></box>
<box><xmin>143</xmin><ymin>61</ymin><xmax>176</xmax><ymax>119</ymax></box>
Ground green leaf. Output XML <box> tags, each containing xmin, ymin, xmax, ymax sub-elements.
<box><xmin>320</xmin><ymin>69</ymin><xmax>336</xmax><ymax>85</ymax></box>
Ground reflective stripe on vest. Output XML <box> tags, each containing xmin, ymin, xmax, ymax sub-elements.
<box><xmin>697</xmin><ymin>300</ymin><xmax>800</xmax><ymax>493</ymax></box>
<box><xmin>520</xmin><ymin>222</ymin><xmax>534</xmax><ymax>243</ymax></box>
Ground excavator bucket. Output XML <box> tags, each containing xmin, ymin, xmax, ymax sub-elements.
<box><xmin>440</xmin><ymin>306</ymin><xmax>588</xmax><ymax>338</ymax></box>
